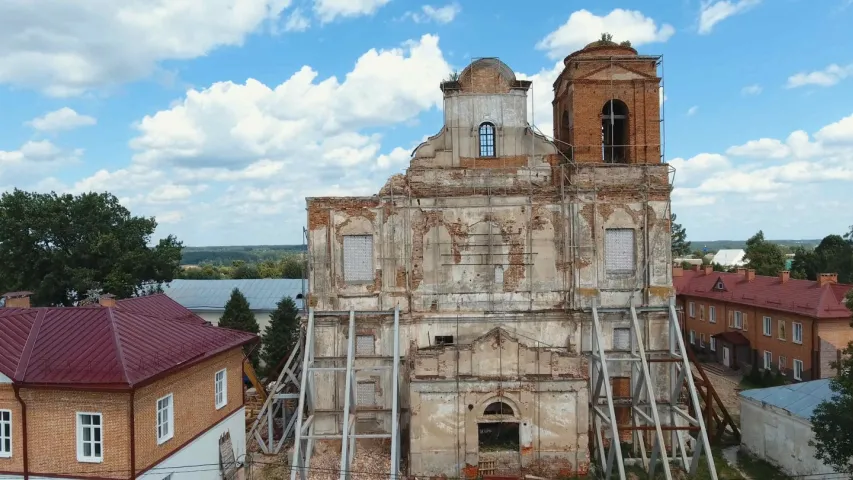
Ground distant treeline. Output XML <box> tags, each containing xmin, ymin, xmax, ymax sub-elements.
<box><xmin>691</xmin><ymin>239</ymin><xmax>820</xmax><ymax>253</ymax></box>
<box><xmin>180</xmin><ymin>244</ymin><xmax>306</xmax><ymax>266</ymax></box>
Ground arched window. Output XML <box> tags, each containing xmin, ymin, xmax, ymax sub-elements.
<box><xmin>483</xmin><ymin>401</ymin><xmax>514</xmax><ymax>416</ymax></box>
<box><xmin>560</xmin><ymin>110</ymin><xmax>571</xmax><ymax>145</ymax></box>
<box><xmin>601</xmin><ymin>100</ymin><xmax>629</xmax><ymax>163</ymax></box>
<box><xmin>479</xmin><ymin>122</ymin><xmax>496</xmax><ymax>157</ymax></box>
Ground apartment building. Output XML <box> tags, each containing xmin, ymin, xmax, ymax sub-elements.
<box><xmin>674</xmin><ymin>265</ymin><xmax>853</xmax><ymax>381</ymax></box>
<box><xmin>0</xmin><ymin>292</ymin><xmax>256</xmax><ymax>480</ymax></box>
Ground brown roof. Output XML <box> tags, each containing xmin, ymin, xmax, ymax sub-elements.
<box><xmin>675</xmin><ymin>270</ymin><xmax>853</xmax><ymax>320</ymax></box>
<box><xmin>712</xmin><ymin>331</ymin><xmax>750</xmax><ymax>346</ymax></box>
<box><xmin>0</xmin><ymin>294</ymin><xmax>256</xmax><ymax>388</ymax></box>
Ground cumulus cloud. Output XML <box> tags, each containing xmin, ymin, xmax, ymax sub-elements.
<box><xmin>741</xmin><ymin>84</ymin><xmax>762</xmax><ymax>96</ymax></box>
<box><xmin>0</xmin><ymin>0</ymin><xmax>291</xmax><ymax>96</ymax></box>
<box><xmin>787</xmin><ymin>64</ymin><xmax>853</xmax><ymax>88</ymax></box>
<box><xmin>516</xmin><ymin>61</ymin><xmax>563</xmax><ymax>137</ymax></box>
<box><xmin>283</xmin><ymin>8</ymin><xmax>310</xmax><ymax>31</ymax></box>
<box><xmin>26</xmin><ymin>108</ymin><xmax>96</xmax><ymax>132</ymax></box>
<box><xmin>405</xmin><ymin>4</ymin><xmax>461</xmax><ymax>24</ymax></box>
<box><xmin>313</xmin><ymin>0</ymin><xmax>391</xmax><ymax>23</ymax></box>
<box><xmin>698</xmin><ymin>0</ymin><xmax>761</xmax><ymax>35</ymax></box>
<box><xmin>536</xmin><ymin>9</ymin><xmax>674</xmax><ymax>59</ymax></box>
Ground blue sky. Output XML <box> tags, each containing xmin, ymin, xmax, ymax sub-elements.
<box><xmin>1</xmin><ymin>0</ymin><xmax>852</xmax><ymax>246</ymax></box>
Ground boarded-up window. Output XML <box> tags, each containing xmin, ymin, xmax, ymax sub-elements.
<box><xmin>605</xmin><ymin>229</ymin><xmax>635</xmax><ymax>274</ymax></box>
<box><xmin>343</xmin><ymin>235</ymin><xmax>374</xmax><ymax>283</ymax></box>
<box><xmin>613</xmin><ymin>327</ymin><xmax>630</xmax><ymax>350</ymax></box>
<box><xmin>356</xmin><ymin>382</ymin><xmax>376</xmax><ymax>406</ymax></box>
<box><xmin>356</xmin><ymin>335</ymin><xmax>375</xmax><ymax>355</ymax></box>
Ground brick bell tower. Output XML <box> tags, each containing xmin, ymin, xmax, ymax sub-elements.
<box><xmin>552</xmin><ymin>38</ymin><xmax>662</xmax><ymax>164</ymax></box>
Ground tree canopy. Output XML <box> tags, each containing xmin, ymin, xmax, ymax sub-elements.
<box><xmin>791</xmin><ymin>234</ymin><xmax>853</xmax><ymax>283</ymax></box>
<box><xmin>810</xmin><ymin>292</ymin><xmax>853</xmax><ymax>475</ymax></box>
<box><xmin>671</xmin><ymin>213</ymin><xmax>692</xmax><ymax>257</ymax></box>
<box><xmin>261</xmin><ymin>296</ymin><xmax>301</xmax><ymax>378</ymax></box>
<box><xmin>743</xmin><ymin>230</ymin><xmax>786</xmax><ymax>276</ymax></box>
<box><xmin>0</xmin><ymin>189</ymin><xmax>182</xmax><ymax>306</ymax></box>
<box><xmin>219</xmin><ymin>288</ymin><xmax>260</xmax><ymax>334</ymax></box>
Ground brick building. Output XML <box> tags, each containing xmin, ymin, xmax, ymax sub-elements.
<box><xmin>674</xmin><ymin>265</ymin><xmax>853</xmax><ymax>381</ymax></box>
<box><xmin>282</xmin><ymin>40</ymin><xmax>716</xmax><ymax>480</ymax></box>
<box><xmin>0</xmin><ymin>292</ymin><xmax>257</xmax><ymax>480</ymax></box>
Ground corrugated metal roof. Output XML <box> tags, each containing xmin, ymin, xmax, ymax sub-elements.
<box><xmin>162</xmin><ymin>279</ymin><xmax>305</xmax><ymax>311</ymax></box>
<box><xmin>711</xmin><ymin>249</ymin><xmax>747</xmax><ymax>267</ymax></box>
<box><xmin>739</xmin><ymin>379</ymin><xmax>836</xmax><ymax>421</ymax></box>
<box><xmin>0</xmin><ymin>294</ymin><xmax>257</xmax><ymax>386</ymax></box>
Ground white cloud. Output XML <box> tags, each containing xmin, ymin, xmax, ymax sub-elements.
<box><xmin>741</xmin><ymin>84</ymin><xmax>762</xmax><ymax>96</ymax></box>
<box><xmin>787</xmin><ymin>64</ymin><xmax>853</xmax><ymax>88</ymax></box>
<box><xmin>536</xmin><ymin>9</ymin><xmax>674</xmax><ymax>59</ymax></box>
<box><xmin>516</xmin><ymin>61</ymin><xmax>563</xmax><ymax>137</ymax></box>
<box><xmin>698</xmin><ymin>0</ymin><xmax>761</xmax><ymax>35</ymax></box>
<box><xmin>0</xmin><ymin>140</ymin><xmax>82</xmax><ymax>184</ymax></box>
<box><xmin>26</xmin><ymin>107</ymin><xmax>96</xmax><ymax>132</ymax></box>
<box><xmin>669</xmin><ymin>153</ymin><xmax>730</xmax><ymax>183</ymax></box>
<box><xmin>283</xmin><ymin>8</ymin><xmax>310</xmax><ymax>31</ymax></box>
<box><xmin>406</xmin><ymin>3</ymin><xmax>461</xmax><ymax>24</ymax></box>
<box><xmin>313</xmin><ymin>0</ymin><xmax>391</xmax><ymax>23</ymax></box>
<box><xmin>0</xmin><ymin>0</ymin><xmax>291</xmax><ymax>95</ymax></box>
<box><xmin>726</xmin><ymin>138</ymin><xmax>790</xmax><ymax>159</ymax></box>
<box><xmin>814</xmin><ymin>113</ymin><xmax>853</xmax><ymax>144</ymax></box>
<box><xmin>687</xmin><ymin>106</ymin><xmax>699</xmax><ymax>116</ymax></box>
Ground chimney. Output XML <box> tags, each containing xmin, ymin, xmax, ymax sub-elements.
<box><xmin>672</xmin><ymin>265</ymin><xmax>683</xmax><ymax>277</ymax></box>
<box><xmin>703</xmin><ymin>265</ymin><xmax>714</xmax><ymax>275</ymax></box>
<box><xmin>2</xmin><ymin>291</ymin><xmax>33</xmax><ymax>308</ymax></box>
<box><xmin>818</xmin><ymin>273</ymin><xmax>838</xmax><ymax>287</ymax></box>
<box><xmin>98</xmin><ymin>294</ymin><xmax>116</xmax><ymax>308</ymax></box>
<box><xmin>691</xmin><ymin>264</ymin><xmax>701</xmax><ymax>272</ymax></box>
<box><xmin>746</xmin><ymin>269</ymin><xmax>756</xmax><ymax>282</ymax></box>
<box><xmin>736</xmin><ymin>267</ymin><xmax>747</xmax><ymax>277</ymax></box>
<box><xmin>779</xmin><ymin>271</ymin><xmax>790</xmax><ymax>284</ymax></box>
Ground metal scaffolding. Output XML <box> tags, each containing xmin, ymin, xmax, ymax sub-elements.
<box><xmin>589</xmin><ymin>301</ymin><xmax>716</xmax><ymax>480</ymax></box>
<box><xmin>290</xmin><ymin>307</ymin><xmax>402</xmax><ymax>480</ymax></box>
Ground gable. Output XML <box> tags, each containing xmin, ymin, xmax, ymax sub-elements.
<box><xmin>578</xmin><ymin>63</ymin><xmax>653</xmax><ymax>82</ymax></box>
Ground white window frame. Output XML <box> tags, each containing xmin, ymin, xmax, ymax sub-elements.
<box><xmin>763</xmin><ymin>351</ymin><xmax>772</xmax><ymax>370</ymax></box>
<box><xmin>0</xmin><ymin>409</ymin><xmax>11</xmax><ymax>458</ymax></box>
<box><xmin>734</xmin><ymin>311</ymin><xmax>743</xmax><ymax>329</ymax></box>
<box><xmin>763</xmin><ymin>316</ymin><xmax>772</xmax><ymax>337</ymax></box>
<box><xmin>794</xmin><ymin>359</ymin><xmax>803</xmax><ymax>380</ymax></box>
<box><xmin>215</xmin><ymin>369</ymin><xmax>227</xmax><ymax>410</ymax></box>
<box><xmin>689</xmin><ymin>302</ymin><xmax>695</xmax><ymax>318</ymax></box>
<box><xmin>156</xmin><ymin>394</ymin><xmax>175</xmax><ymax>445</ymax></box>
<box><xmin>793</xmin><ymin>322</ymin><xmax>803</xmax><ymax>344</ymax></box>
<box><xmin>710</xmin><ymin>337</ymin><xmax>716</xmax><ymax>352</ymax></box>
<box><xmin>699</xmin><ymin>333</ymin><xmax>705</xmax><ymax>348</ymax></box>
<box><xmin>689</xmin><ymin>330</ymin><xmax>695</xmax><ymax>345</ymax></box>
<box><xmin>709</xmin><ymin>306</ymin><xmax>717</xmax><ymax>324</ymax></box>
<box><xmin>76</xmin><ymin>412</ymin><xmax>103</xmax><ymax>463</ymax></box>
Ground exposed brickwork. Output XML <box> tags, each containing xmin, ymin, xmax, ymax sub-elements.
<box><xmin>307</xmin><ymin>198</ymin><xmax>378</xmax><ymax>231</ymax></box>
<box><xmin>134</xmin><ymin>348</ymin><xmax>244</xmax><ymax>472</ymax></box>
<box><xmin>19</xmin><ymin>388</ymin><xmax>131</xmax><ymax>479</ymax></box>
<box><xmin>459</xmin><ymin>63</ymin><xmax>512</xmax><ymax>94</ymax></box>
<box><xmin>0</xmin><ymin>385</ymin><xmax>24</xmax><ymax>473</ymax></box>
<box><xmin>459</xmin><ymin>155</ymin><xmax>529</xmax><ymax>169</ymax></box>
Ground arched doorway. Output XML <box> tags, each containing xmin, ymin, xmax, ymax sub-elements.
<box><xmin>601</xmin><ymin>100</ymin><xmax>629</xmax><ymax>163</ymax></box>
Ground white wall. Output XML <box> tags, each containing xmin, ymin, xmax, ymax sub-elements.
<box><xmin>139</xmin><ymin>407</ymin><xmax>246</xmax><ymax>480</ymax></box>
<box><xmin>0</xmin><ymin>372</ymin><xmax>11</xmax><ymax>384</ymax></box>
<box><xmin>740</xmin><ymin>397</ymin><xmax>838</xmax><ymax>477</ymax></box>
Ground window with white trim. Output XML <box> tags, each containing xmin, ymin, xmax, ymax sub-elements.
<box><xmin>779</xmin><ymin>356</ymin><xmax>786</xmax><ymax>371</ymax></box>
<box><xmin>342</xmin><ymin>235</ymin><xmax>374</xmax><ymax>283</ymax></box>
<box><xmin>794</xmin><ymin>359</ymin><xmax>803</xmax><ymax>380</ymax></box>
<box><xmin>156</xmin><ymin>394</ymin><xmax>174</xmax><ymax>444</ymax></box>
<box><xmin>763</xmin><ymin>316</ymin><xmax>772</xmax><ymax>336</ymax></box>
<box><xmin>763</xmin><ymin>351</ymin><xmax>772</xmax><ymax>370</ymax></box>
<box><xmin>0</xmin><ymin>410</ymin><xmax>10</xmax><ymax>458</ymax></box>
<box><xmin>76</xmin><ymin>413</ymin><xmax>103</xmax><ymax>463</ymax></box>
<box><xmin>688</xmin><ymin>302</ymin><xmax>695</xmax><ymax>318</ymax></box>
<box><xmin>699</xmin><ymin>333</ymin><xmax>705</xmax><ymax>348</ymax></box>
<box><xmin>215</xmin><ymin>369</ymin><xmax>227</xmax><ymax>410</ymax></box>
<box><xmin>734</xmin><ymin>311</ymin><xmax>743</xmax><ymax>329</ymax></box>
<box><xmin>604</xmin><ymin>229</ymin><xmax>635</xmax><ymax>274</ymax></box>
<box><xmin>689</xmin><ymin>330</ymin><xmax>695</xmax><ymax>345</ymax></box>
<box><xmin>710</xmin><ymin>337</ymin><xmax>716</xmax><ymax>352</ymax></box>
<box><xmin>356</xmin><ymin>334</ymin><xmax>375</xmax><ymax>355</ymax></box>
<box><xmin>709</xmin><ymin>306</ymin><xmax>717</xmax><ymax>323</ymax></box>
<box><xmin>778</xmin><ymin>320</ymin><xmax>786</xmax><ymax>341</ymax></box>
<box><xmin>700</xmin><ymin>305</ymin><xmax>705</xmax><ymax>321</ymax></box>
<box><xmin>793</xmin><ymin>322</ymin><xmax>803</xmax><ymax>344</ymax></box>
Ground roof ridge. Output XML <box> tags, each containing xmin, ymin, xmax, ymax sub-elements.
<box><xmin>106</xmin><ymin>308</ymin><xmax>131</xmax><ymax>386</ymax></box>
<box><xmin>15</xmin><ymin>309</ymin><xmax>47</xmax><ymax>382</ymax></box>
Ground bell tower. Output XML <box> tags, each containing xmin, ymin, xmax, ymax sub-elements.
<box><xmin>552</xmin><ymin>38</ymin><xmax>662</xmax><ymax>164</ymax></box>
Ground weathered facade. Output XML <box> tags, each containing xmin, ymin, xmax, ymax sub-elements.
<box><xmin>304</xmin><ymin>43</ymin><xmax>677</xmax><ymax>478</ymax></box>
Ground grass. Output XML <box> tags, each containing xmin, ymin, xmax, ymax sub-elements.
<box><xmin>737</xmin><ymin>449</ymin><xmax>792</xmax><ymax>479</ymax></box>
<box><xmin>621</xmin><ymin>448</ymin><xmax>745</xmax><ymax>479</ymax></box>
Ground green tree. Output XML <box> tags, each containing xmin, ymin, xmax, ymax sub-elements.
<box><xmin>743</xmin><ymin>230</ymin><xmax>786</xmax><ymax>276</ymax></box>
<box><xmin>810</xmin><ymin>292</ymin><xmax>853</xmax><ymax>475</ymax></box>
<box><xmin>671</xmin><ymin>213</ymin><xmax>692</xmax><ymax>257</ymax></box>
<box><xmin>0</xmin><ymin>189</ymin><xmax>182</xmax><ymax>306</ymax></box>
<box><xmin>230</xmin><ymin>260</ymin><xmax>260</xmax><ymax>279</ymax></box>
<box><xmin>261</xmin><ymin>297</ymin><xmax>301</xmax><ymax>378</ymax></box>
<box><xmin>220</xmin><ymin>288</ymin><xmax>260</xmax><ymax>368</ymax></box>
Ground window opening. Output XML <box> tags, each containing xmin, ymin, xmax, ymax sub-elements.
<box><xmin>478</xmin><ymin>422</ymin><xmax>520</xmax><ymax>452</ymax></box>
<box><xmin>613</xmin><ymin>328</ymin><xmax>630</xmax><ymax>350</ymax></box>
<box><xmin>356</xmin><ymin>335</ymin><xmax>375</xmax><ymax>355</ymax></box>
<box><xmin>602</xmin><ymin>100</ymin><xmax>629</xmax><ymax>163</ymax></box>
<box><xmin>157</xmin><ymin>394</ymin><xmax>174</xmax><ymax>444</ymax></box>
<box><xmin>434</xmin><ymin>335</ymin><xmax>454</xmax><ymax>346</ymax></box>
<box><xmin>479</xmin><ymin>123</ymin><xmax>496</xmax><ymax>157</ymax></box>
<box><xmin>215</xmin><ymin>369</ymin><xmax>227</xmax><ymax>409</ymax></box>
<box><xmin>77</xmin><ymin>413</ymin><xmax>103</xmax><ymax>462</ymax></box>
<box><xmin>0</xmin><ymin>410</ymin><xmax>10</xmax><ymax>457</ymax></box>
<box><xmin>483</xmin><ymin>401</ymin><xmax>514</xmax><ymax>416</ymax></box>
<box><xmin>343</xmin><ymin>235</ymin><xmax>373</xmax><ymax>283</ymax></box>
<box><xmin>605</xmin><ymin>228</ymin><xmax>635</xmax><ymax>274</ymax></box>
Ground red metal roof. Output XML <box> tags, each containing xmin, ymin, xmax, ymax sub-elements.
<box><xmin>674</xmin><ymin>269</ymin><xmax>853</xmax><ymax>320</ymax></box>
<box><xmin>0</xmin><ymin>294</ymin><xmax>256</xmax><ymax>387</ymax></box>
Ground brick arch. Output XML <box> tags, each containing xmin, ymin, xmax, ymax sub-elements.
<box><xmin>477</xmin><ymin>395</ymin><xmax>520</xmax><ymax>418</ymax></box>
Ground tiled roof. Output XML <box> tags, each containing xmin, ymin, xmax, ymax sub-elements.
<box><xmin>674</xmin><ymin>270</ymin><xmax>852</xmax><ymax>319</ymax></box>
<box><xmin>162</xmin><ymin>279</ymin><xmax>305</xmax><ymax>311</ymax></box>
<box><xmin>0</xmin><ymin>294</ymin><xmax>257</xmax><ymax>387</ymax></box>
<box><xmin>739</xmin><ymin>379</ymin><xmax>835</xmax><ymax>421</ymax></box>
